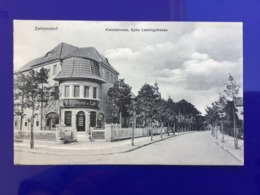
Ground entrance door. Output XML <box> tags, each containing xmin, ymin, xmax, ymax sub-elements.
<box><xmin>76</xmin><ymin>111</ymin><xmax>85</xmax><ymax>132</ymax></box>
<box><xmin>46</xmin><ymin>112</ymin><xmax>59</xmax><ymax>130</ymax></box>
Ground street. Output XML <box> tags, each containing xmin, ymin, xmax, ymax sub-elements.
<box><xmin>14</xmin><ymin>131</ymin><xmax>242</xmax><ymax>165</ymax></box>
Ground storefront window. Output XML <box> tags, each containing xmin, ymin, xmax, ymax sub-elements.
<box><xmin>90</xmin><ymin>111</ymin><xmax>96</xmax><ymax>127</ymax></box>
<box><xmin>97</xmin><ymin>113</ymin><xmax>104</xmax><ymax>128</ymax></box>
<box><xmin>64</xmin><ymin>111</ymin><xmax>72</xmax><ymax>126</ymax></box>
<box><xmin>74</xmin><ymin>85</ymin><xmax>80</xmax><ymax>97</ymax></box>
<box><xmin>84</xmin><ymin>86</ymin><xmax>89</xmax><ymax>98</ymax></box>
<box><xmin>65</xmin><ymin>86</ymin><xmax>70</xmax><ymax>98</ymax></box>
<box><xmin>93</xmin><ymin>87</ymin><xmax>97</xmax><ymax>99</ymax></box>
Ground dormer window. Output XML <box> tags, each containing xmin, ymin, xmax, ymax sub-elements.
<box><xmin>45</xmin><ymin>50</ymin><xmax>55</xmax><ymax>57</ymax></box>
<box><xmin>53</xmin><ymin>64</ymin><xmax>57</xmax><ymax>75</ymax></box>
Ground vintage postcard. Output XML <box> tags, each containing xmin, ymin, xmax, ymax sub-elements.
<box><xmin>13</xmin><ymin>20</ymin><xmax>243</xmax><ymax>165</ymax></box>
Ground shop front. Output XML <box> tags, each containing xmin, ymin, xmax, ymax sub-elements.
<box><xmin>60</xmin><ymin>99</ymin><xmax>105</xmax><ymax>135</ymax></box>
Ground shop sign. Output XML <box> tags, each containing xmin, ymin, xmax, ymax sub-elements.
<box><xmin>61</xmin><ymin>99</ymin><xmax>99</xmax><ymax>109</ymax></box>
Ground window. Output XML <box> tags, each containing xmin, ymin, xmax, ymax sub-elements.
<box><xmin>90</xmin><ymin>111</ymin><xmax>96</xmax><ymax>127</ymax></box>
<box><xmin>93</xmin><ymin>87</ymin><xmax>97</xmax><ymax>99</ymax></box>
<box><xmin>74</xmin><ymin>85</ymin><xmax>80</xmax><ymax>97</ymax></box>
<box><xmin>25</xmin><ymin>122</ymin><xmax>27</xmax><ymax>127</ymax></box>
<box><xmin>64</xmin><ymin>111</ymin><xmax>72</xmax><ymax>126</ymax></box>
<box><xmin>15</xmin><ymin>121</ymin><xmax>17</xmax><ymax>127</ymax></box>
<box><xmin>53</xmin><ymin>64</ymin><xmax>57</xmax><ymax>75</ymax></box>
<box><xmin>84</xmin><ymin>86</ymin><xmax>89</xmax><ymax>98</ymax></box>
<box><xmin>64</xmin><ymin>86</ymin><xmax>70</xmax><ymax>98</ymax></box>
<box><xmin>110</xmin><ymin>73</ymin><xmax>113</xmax><ymax>82</ymax></box>
<box><xmin>106</xmin><ymin>72</ymin><xmax>109</xmax><ymax>80</ymax></box>
<box><xmin>36</xmin><ymin>121</ymin><xmax>39</xmax><ymax>126</ymax></box>
<box><xmin>102</xmin><ymin>68</ymin><xmax>106</xmax><ymax>79</ymax></box>
<box><xmin>100</xmin><ymin>68</ymin><xmax>104</xmax><ymax>78</ymax></box>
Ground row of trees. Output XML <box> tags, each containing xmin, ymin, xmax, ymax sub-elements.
<box><xmin>107</xmin><ymin>79</ymin><xmax>204</xmax><ymax>135</ymax></box>
<box><xmin>205</xmin><ymin>74</ymin><xmax>242</xmax><ymax>149</ymax></box>
<box><xmin>14</xmin><ymin>68</ymin><xmax>50</xmax><ymax>148</ymax></box>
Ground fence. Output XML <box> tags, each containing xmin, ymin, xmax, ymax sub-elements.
<box><xmin>14</xmin><ymin>130</ymin><xmax>56</xmax><ymax>141</ymax></box>
<box><xmin>105</xmin><ymin>124</ymin><xmax>168</xmax><ymax>141</ymax></box>
<box><xmin>224</xmin><ymin>127</ymin><xmax>244</xmax><ymax>140</ymax></box>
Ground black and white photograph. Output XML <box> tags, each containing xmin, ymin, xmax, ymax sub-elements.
<box><xmin>13</xmin><ymin>20</ymin><xmax>243</xmax><ymax>165</ymax></box>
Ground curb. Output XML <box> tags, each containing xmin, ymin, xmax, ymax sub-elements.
<box><xmin>14</xmin><ymin>134</ymin><xmax>176</xmax><ymax>156</ymax></box>
<box><xmin>210</xmin><ymin>136</ymin><xmax>244</xmax><ymax>163</ymax></box>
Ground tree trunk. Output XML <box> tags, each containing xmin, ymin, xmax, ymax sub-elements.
<box><xmin>160</xmin><ymin>122</ymin><xmax>163</xmax><ymax>138</ymax></box>
<box><xmin>150</xmin><ymin>118</ymin><xmax>153</xmax><ymax>141</ymax></box>
<box><xmin>30</xmin><ymin>107</ymin><xmax>35</xmax><ymax>149</ymax></box>
<box><xmin>216</xmin><ymin>125</ymin><xmax>218</xmax><ymax>139</ymax></box>
<box><xmin>119</xmin><ymin>110</ymin><xmax>122</xmax><ymax>128</ymax></box>
<box><xmin>167</xmin><ymin>121</ymin><xmax>169</xmax><ymax>136</ymax></box>
<box><xmin>233</xmin><ymin>106</ymin><xmax>238</xmax><ymax>149</ymax></box>
<box><xmin>19</xmin><ymin>93</ymin><xmax>24</xmax><ymax>131</ymax></box>
<box><xmin>221</xmin><ymin>120</ymin><xmax>224</xmax><ymax>143</ymax></box>
<box><xmin>131</xmin><ymin>114</ymin><xmax>135</xmax><ymax>146</ymax></box>
<box><xmin>40</xmin><ymin>82</ymin><xmax>43</xmax><ymax>130</ymax></box>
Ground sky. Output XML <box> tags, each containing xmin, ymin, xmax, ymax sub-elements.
<box><xmin>14</xmin><ymin>21</ymin><xmax>243</xmax><ymax>115</ymax></box>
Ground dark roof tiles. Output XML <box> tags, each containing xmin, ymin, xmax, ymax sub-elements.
<box><xmin>55</xmin><ymin>57</ymin><xmax>105</xmax><ymax>83</ymax></box>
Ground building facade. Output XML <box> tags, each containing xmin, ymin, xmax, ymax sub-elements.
<box><xmin>14</xmin><ymin>42</ymin><xmax>119</xmax><ymax>135</ymax></box>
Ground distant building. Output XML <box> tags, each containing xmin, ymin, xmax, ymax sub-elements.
<box><xmin>14</xmin><ymin>42</ymin><xmax>119</xmax><ymax>135</ymax></box>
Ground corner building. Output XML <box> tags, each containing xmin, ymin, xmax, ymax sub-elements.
<box><xmin>16</xmin><ymin>43</ymin><xmax>119</xmax><ymax>135</ymax></box>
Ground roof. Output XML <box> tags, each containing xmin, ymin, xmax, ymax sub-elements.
<box><xmin>64</xmin><ymin>47</ymin><xmax>118</xmax><ymax>74</ymax></box>
<box><xmin>19</xmin><ymin>42</ymin><xmax>119</xmax><ymax>74</ymax></box>
<box><xmin>54</xmin><ymin>57</ymin><xmax>106</xmax><ymax>83</ymax></box>
<box><xmin>19</xmin><ymin>42</ymin><xmax>78</xmax><ymax>72</ymax></box>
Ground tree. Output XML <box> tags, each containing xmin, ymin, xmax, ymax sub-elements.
<box><xmin>164</xmin><ymin>97</ymin><xmax>177</xmax><ymax>135</ymax></box>
<box><xmin>135</xmin><ymin>83</ymin><xmax>161</xmax><ymax>140</ymax></box>
<box><xmin>223</xmin><ymin>74</ymin><xmax>241</xmax><ymax>149</ymax></box>
<box><xmin>24</xmin><ymin>70</ymin><xmax>41</xmax><ymax>149</ymax></box>
<box><xmin>14</xmin><ymin>72</ymin><xmax>27</xmax><ymax>130</ymax></box>
<box><xmin>176</xmin><ymin>99</ymin><xmax>201</xmax><ymax>132</ymax></box>
<box><xmin>107</xmin><ymin>79</ymin><xmax>132</xmax><ymax>127</ymax></box>
<box><xmin>153</xmin><ymin>98</ymin><xmax>167</xmax><ymax>137</ymax></box>
<box><xmin>205</xmin><ymin>103</ymin><xmax>219</xmax><ymax>136</ymax></box>
<box><xmin>14</xmin><ymin>70</ymin><xmax>43</xmax><ymax>148</ymax></box>
<box><xmin>35</xmin><ymin>67</ymin><xmax>49</xmax><ymax>130</ymax></box>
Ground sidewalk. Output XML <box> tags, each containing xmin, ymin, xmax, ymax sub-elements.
<box><xmin>14</xmin><ymin>132</ymin><xmax>193</xmax><ymax>155</ymax></box>
<box><xmin>210</xmin><ymin>131</ymin><xmax>244</xmax><ymax>163</ymax></box>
